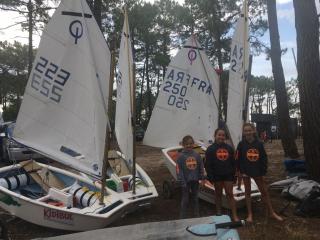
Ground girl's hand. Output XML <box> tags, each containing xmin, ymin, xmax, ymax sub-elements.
<box><xmin>203</xmin><ymin>169</ymin><xmax>207</xmax><ymax>177</ymax></box>
<box><xmin>199</xmin><ymin>180</ymin><xmax>205</xmax><ymax>187</ymax></box>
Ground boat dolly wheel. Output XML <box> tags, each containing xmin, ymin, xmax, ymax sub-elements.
<box><xmin>162</xmin><ymin>180</ymin><xmax>174</xmax><ymax>199</ymax></box>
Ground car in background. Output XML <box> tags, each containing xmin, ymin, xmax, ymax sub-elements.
<box><xmin>135</xmin><ymin>126</ymin><xmax>145</xmax><ymax>142</ymax></box>
<box><xmin>0</xmin><ymin>122</ymin><xmax>42</xmax><ymax>163</ymax></box>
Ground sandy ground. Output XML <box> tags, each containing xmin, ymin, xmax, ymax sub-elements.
<box><xmin>1</xmin><ymin>140</ymin><xmax>320</xmax><ymax>240</ymax></box>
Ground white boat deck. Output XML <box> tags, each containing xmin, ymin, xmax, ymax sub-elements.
<box><xmin>36</xmin><ymin>216</ymin><xmax>238</xmax><ymax>240</ymax></box>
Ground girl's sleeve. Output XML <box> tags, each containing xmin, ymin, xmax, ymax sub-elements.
<box><xmin>205</xmin><ymin>148</ymin><xmax>213</xmax><ymax>180</ymax></box>
<box><xmin>260</xmin><ymin>143</ymin><xmax>268</xmax><ymax>173</ymax></box>
<box><xmin>176</xmin><ymin>156</ymin><xmax>186</xmax><ymax>187</ymax></box>
<box><xmin>230</xmin><ymin>146</ymin><xmax>236</xmax><ymax>174</ymax></box>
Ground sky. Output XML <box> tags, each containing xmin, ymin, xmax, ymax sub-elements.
<box><xmin>0</xmin><ymin>0</ymin><xmax>319</xmax><ymax>81</ymax></box>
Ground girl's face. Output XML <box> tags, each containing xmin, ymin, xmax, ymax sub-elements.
<box><xmin>183</xmin><ymin>139</ymin><xmax>194</xmax><ymax>151</ymax></box>
<box><xmin>243</xmin><ymin>125</ymin><xmax>255</xmax><ymax>141</ymax></box>
<box><xmin>215</xmin><ymin>130</ymin><xmax>225</xmax><ymax>144</ymax></box>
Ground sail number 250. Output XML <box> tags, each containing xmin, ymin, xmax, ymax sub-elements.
<box><xmin>163</xmin><ymin>81</ymin><xmax>189</xmax><ymax>110</ymax></box>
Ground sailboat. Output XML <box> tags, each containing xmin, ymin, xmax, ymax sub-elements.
<box><xmin>144</xmin><ymin>1</ymin><xmax>260</xmax><ymax>208</ymax></box>
<box><xmin>226</xmin><ymin>0</ymin><xmax>250</xmax><ymax>148</ymax></box>
<box><xmin>0</xmin><ymin>0</ymin><xmax>156</xmax><ymax>231</ymax></box>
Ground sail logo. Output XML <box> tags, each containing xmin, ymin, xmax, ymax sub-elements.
<box><xmin>188</xmin><ymin>49</ymin><xmax>197</xmax><ymax>65</ymax></box>
<box><xmin>61</xmin><ymin>11</ymin><xmax>93</xmax><ymax>45</ymax></box>
<box><xmin>69</xmin><ymin>20</ymin><xmax>83</xmax><ymax>44</ymax></box>
<box><xmin>30</xmin><ymin>56</ymin><xmax>70</xmax><ymax>103</ymax></box>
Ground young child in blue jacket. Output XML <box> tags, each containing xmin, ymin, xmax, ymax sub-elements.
<box><xmin>176</xmin><ymin>135</ymin><xmax>205</xmax><ymax>219</ymax></box>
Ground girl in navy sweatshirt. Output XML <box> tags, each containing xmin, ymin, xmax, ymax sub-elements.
<box><xmin>236</xmin><ymin>123</ymin><xmax>283</xmax><ymax>222</ymax></box>
<box><xmin>205</xmin><ymin>128</ymin><xmax>239</xmax><ymax>221</ymax></box>
<box><xmin>176</xmin><ymin>135</ymin><xmax>205</xmax><ymax>219</ymax></box>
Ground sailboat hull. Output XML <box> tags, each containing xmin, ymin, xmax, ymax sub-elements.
<box><xmin>0</xmin><ymin>161</ymin><xmax>156</xmax><ymax>231</ymax></box>
<box><xmin>162</xmin><ymin>146</ymin><xmax>261</xmax><ymax>208</ymax></box>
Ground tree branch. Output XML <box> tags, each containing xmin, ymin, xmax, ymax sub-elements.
<box><xmin>0</xmin><ymin>6</ymin><xmax>28</xmax><ymax>13</ymax></box>
<box><xmin>0</xmin><ymin>21</ymin><xmax>25</xmax><ymax>30</ymax></box>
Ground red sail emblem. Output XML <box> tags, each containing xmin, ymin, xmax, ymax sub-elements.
<box><xmin>216</xmin><ymin>148</ymin><xmax>229</xmax><ymax>161</ymax></box>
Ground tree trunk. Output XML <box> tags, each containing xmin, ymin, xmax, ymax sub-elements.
<box><xmin>138</xmin><ymin>62</ymin><xmax>145</xmax><ymax>125</ymax></box>
<box><xmin>267</xmin><ymin>0</ymin><xmax>299</xmax><ymax>158</ymax></box>
<box><xmin>145</xmin><ymin>45</ymin><xmax>152</xmax><ymax>121</ymax></box>
<box><xmin>293</xmin><ymin>0</ymin><xmax>320</xmax><ymax>181</ymax></box>
<box><xmin>27</xmin><ymin>0</ymin><xmax>33</xmax><ymax>77</ymax></box>
<box><xmin>93</xmin><ymin>0</ymin><xmax>102</xmax><ymax>29</ymax></box>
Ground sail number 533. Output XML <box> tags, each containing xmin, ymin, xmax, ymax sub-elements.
<box><xmin>163</xmin><ymin>81</ymin><xmax>189</xmax><ymax>110</ymax></box>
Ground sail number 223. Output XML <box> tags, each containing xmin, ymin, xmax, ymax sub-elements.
<box><xmin>163</xmin><ymin>81</ymin><xmax>189</xmax><ymax>110</ymax></box>
<box><xmin>31</xmin><ymin>56</ymin><xmax>70</xmax><ymax>103</ymax></box>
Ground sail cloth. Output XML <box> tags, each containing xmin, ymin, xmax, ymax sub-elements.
<box><xmin>13</xmin><ymin>0</ymin><xmax>111</xmax><ymax>177</ymax></box>
<box><xmin>115</xmin><ymin>9</ymin><xmax>134</xmax><ymax>165</ymax></box>
<box><xmin>226</xmin><ymin>1</ymin><xmax>250</xmax><ymax>148</ymax></box>
<box><xmin>144</xmin><ymin>36</ymin><xmax>219</xmax><ymax>148</ymax></box>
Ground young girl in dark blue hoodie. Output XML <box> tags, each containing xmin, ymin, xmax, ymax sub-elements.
<box><xmin>236</xmin><ymin>123</ymin><xmax>283</xmax><ymax>222</ymax></box>
<box><xmin>205</xmin><ymin>128</ymin><xmax>239</xmax><ymax>221</ymax></box>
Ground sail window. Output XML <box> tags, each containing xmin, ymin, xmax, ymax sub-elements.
<box><xmin>60</xmin><ymin>146</ymin><xmax>82</xmax><ymax>158</ymax></box>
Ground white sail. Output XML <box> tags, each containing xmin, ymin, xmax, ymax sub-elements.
<box><xmin>13</xmin><ymin>0</ymin><xmax>111</xmax><ymax>177</ymax></box>
<box><xmin>115</xmin><ymin>9</ymin><xmax>134</xmax><ymax>164</ymax></box>
<box><xmin>144</xmin><ymin>36</ymin><xmax>219</xmax><ymax>148</ymax></box>
<box><xmin>226</xmin><ymin>1</ymin><xmax>249</xmax><ymax>148</ymax></box>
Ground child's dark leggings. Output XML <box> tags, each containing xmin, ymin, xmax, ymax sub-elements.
<box><xmin>180</xmin><ymin>180</ymin><xmax>199</xmax><ymax>219</ymax></box>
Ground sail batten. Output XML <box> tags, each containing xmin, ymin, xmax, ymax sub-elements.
<box><xmin>144</xmin><ymin>36</ymin><xmax>219</xmax><ymax>148</ymax></box>
<box><xmin>13</xmin><ymin>0</ymin><xmax>111</xmax><ymax>177</ymax></box>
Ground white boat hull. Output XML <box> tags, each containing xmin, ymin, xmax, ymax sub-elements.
<box><xmin>0</xmin><ymin>161</ymin><xmax>157</xmax><ymax>231</ymax></box>
<box><xmin>162</xmin><ymin>146</ymin><xmax>261</xmax><ymax>208</ymax></box>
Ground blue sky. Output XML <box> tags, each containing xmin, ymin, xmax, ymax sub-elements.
<box><xmin>252</xmin><ymin>0</ymin><xmax>297</xmax><ymax>80</ymax></box>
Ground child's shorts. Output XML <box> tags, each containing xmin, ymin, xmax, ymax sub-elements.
<box><xmin>211</xmin><ymin>174</ymin><xmax>235</xmax><ymax>182</ymax></box>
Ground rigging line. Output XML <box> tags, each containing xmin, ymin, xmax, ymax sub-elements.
<box><xmin>192</xmin><ymin>35</ymin><xmax>219</xmax><ymax>110</ymax></box>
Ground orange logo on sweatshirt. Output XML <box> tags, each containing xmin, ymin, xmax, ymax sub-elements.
<box><xmin>185</xmin><ymin>157</ymin><xmax>197</xmax><ymax>170</ymax></box>
<box><xmin>216</xmin><ymin>148</ymin><xmax>229</xmax><ymax>161</ymax></box>
<box><xmin>246</xmin><ymin>148</ymin><xmax>260</xmax><ymax>162</ymax></box>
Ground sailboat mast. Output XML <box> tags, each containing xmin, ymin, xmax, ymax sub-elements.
<box><xmin>242</xmin><ymin>0</ymin><xmax>249</xmax><ymax>123</ymax></box>
<box><xmin>243</xmin><ymin>54</ymin><xmax>252</xmax><ymax>122</ymax></box>
<box><xmin>100</xmin><ymin>38</ymin><xmax>116</xmax><ymax>204</ymax></box>
<box><xmin>124</xmin><ymin>7</ymin><xmax>137</xmax><ymax>194</ymax></box>
<box><xmin>132</xmin><ymin>63</ymin><xmax>137</xmax><ymax>195</ymax></box>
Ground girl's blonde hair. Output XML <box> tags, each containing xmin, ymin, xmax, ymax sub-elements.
<box><xmin>243</xmin><ymin>122</ymin><xmax>256</xmax><ymax>131</ymax></box>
